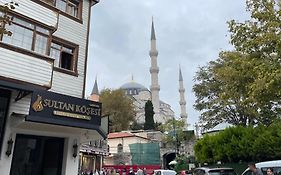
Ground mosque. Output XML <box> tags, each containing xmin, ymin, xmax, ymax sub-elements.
<box><xmin>90</xmin><ymin>20</ymin><xmax>188</xmax><ymax>128</ymax></box>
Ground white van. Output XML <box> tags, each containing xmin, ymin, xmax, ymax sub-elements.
<box><xmin>153</xmin><ymin>170</ymin><xmax>177</xmax><ymax>175</ymax></box>
<box><xmin>241</xmin><ymin>160</ymin><xmax>281</xmax><ymax>175</ymax></box>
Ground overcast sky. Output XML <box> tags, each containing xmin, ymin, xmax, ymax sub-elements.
<box><xmin>86</xmin><ymin>0</ymin><xmax>249</xmax><ymax>129</ymax></box>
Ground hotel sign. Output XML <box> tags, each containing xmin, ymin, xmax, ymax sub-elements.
<box><xmin>27</xmin><ymin>90</ymin><xmax>101</xmax><ymax>129</ymax></box>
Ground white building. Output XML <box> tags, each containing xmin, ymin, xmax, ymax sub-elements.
<box><xmin>120</xmin><ymin>80</ymin><xmax>174</xmax><ymax>124</ymax></box>
<box><xmin>0</xmin><ymin>1</ymin><xmax>106</xmax><ymax>175</ymax></box>
<box><xmin>104</xmin><ymin>132</ymin><xmax>151</xmax><ymax>166</ymax></box>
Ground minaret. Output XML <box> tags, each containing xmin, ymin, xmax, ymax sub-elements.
<box><xmin>89</xmin><ymin>77</ymin><xmax>99</xmax><ymax>102</ymax></box>
<box><xmin>149</xmin><ymin>19</ymin><xmax>161</xmax><ymax>123</ymax></box>
<box><xmin>179</xmin><ymin>66</ymin><xmax>188</xmax><ymax>129</ymax></box>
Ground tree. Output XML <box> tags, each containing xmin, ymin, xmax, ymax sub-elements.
<box><xmin>100</xmin><ymin>88</ymin><xmax>136</xmax><ymax>132</ymax></box>
<box><xmin>194</xmin><ymin>123</ymin><xmax>281</xmax><ymax>163</ymax></box>
<box><xmin>193</xmin><ymin>0</ymin><xmax>281</xmax><ymax>129</ymax></box>
<box><xmin>0</xmin><ymin>2</ymin><xmax>18</xmax><ymax>35</ymax></box>
<box><xmin>130</xmin><ymin>121</ymin><xmax>143</xmax><ymax>130</ymax></box>
<box><xmin>144</xmin><ymin>100</ymin><xmax>155</xmax><ymax>130</ymax></box>
<box><xmin>160</xmin><ymin>119</ymin><xmax>186</xmax><ymax>152</ymax></box>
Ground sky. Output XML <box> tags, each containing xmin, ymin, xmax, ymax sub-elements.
<box><xmin>86</xmin><ymin>0</ymin><xmax>249</xmax><ymax>129</ymax></box>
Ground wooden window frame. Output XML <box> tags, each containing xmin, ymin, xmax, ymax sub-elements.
<box><xmin>0</xmin><ymin>12</ymin><xmax>79</xmax><ymax>77</ymax></box>
<box><xmin>0</xmin><ymin>12</ymin><xmax>54</xmax><ymax>62</ymax></box>
<box><xmin>3</xmin><ymin>17</ymin><xmax>51</xmax><ymax>55</ymax></box>
<box><xmin>32</xmin><ymin>0</ymin><xmax>83</xmax><ymax>23</ymax></box>
<box><xmin>51</xmin><ymin>36</ymin><xmax>79</xmax><ymax>76</ymax></box>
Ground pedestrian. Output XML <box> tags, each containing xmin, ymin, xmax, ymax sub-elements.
<box><xmin>116</xmin><ymin>169</ymin><xmax>120</xmax><ymax>175</ymax></box>
<box><xmin>248</xmin><ymin>162</ymin><xmax>263</xmax><ymax>175</ymax></box>
<box><xmin>111</xmin><ymin>169</ymin><xmax>116</xmax><ymax>175</ymax></box>
<box><xmin>122</xmin><ymin>168</ymin><xmax>127</xmax><ymax>175</ymax></box>
<box><xmin>137</xmin><ymin>168</ymin><xmax>144</xmax><ymax>175</ymax></box>
<box><xmin>100</xmin><ymin>168</ymin><xmax>105</xmax><ymax>175</ymax></box>
<box><xmin>129</xmin><ymin>168</ymin><xmax>135</xmax><ymax>175</ymax></box>
<box><xmin>143</xmin><ymin>168</ymin><xmax>147</xmax><ymax>175</ymax></box>
<box><xmin>267</xmin><ymin>168</ymin><xmax>274</xmax><ymax>175</ymax></box>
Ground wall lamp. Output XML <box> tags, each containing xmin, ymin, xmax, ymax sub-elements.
<box><xmin>6</xmin><ymin>138</ymin><xmax>14</xmax><ymax>157</ymax></box>
<box><xmin>73</xmin><ymin>140</ymin><xmax>78</xmax><ymax>158</ymax></box>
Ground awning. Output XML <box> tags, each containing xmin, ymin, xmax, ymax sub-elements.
<box><xmin>0</xmin><ymin>78</ymin><xmax>46</xmax><ymax>92</ymax></box>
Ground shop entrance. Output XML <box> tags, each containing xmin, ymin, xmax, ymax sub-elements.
<box><xmin>10</xmin><ymin>134</ymin><xmax>64</xmax><ymax>175</ymax></box>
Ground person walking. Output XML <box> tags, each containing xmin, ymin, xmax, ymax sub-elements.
<box><xmin>129</xmin><ymin>168</ymin><xmax>135</xmax><ymax>175</ymax></box>
<box><xmin>248</xmin><ymin>162</ymin><xmax>263</xmax><ymax>175</ymax></box>
<box><xmin>137</xmin><ymin>168</ymin><xmax>143</xmax><ymax>175</ymax></box>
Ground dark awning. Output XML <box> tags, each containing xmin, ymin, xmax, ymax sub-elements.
<box><xmin>0</xmin><ymin>78</ymin><xmax>46</xmax><ymax>92</ymax></box>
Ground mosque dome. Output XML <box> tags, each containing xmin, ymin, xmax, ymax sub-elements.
<box><xmin>120</xmin><ymin>81</ymin><xmax>149</xmax><ymax>96</ymax></box>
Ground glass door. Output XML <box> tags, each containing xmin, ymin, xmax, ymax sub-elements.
<box><xmin>10</xmin><ymin>134</ymin><xmax>64</xmax><ymax>175</ymax></box>
<box><xmin>0</xmin><ymin>88</ymin><xmax>11</xmax><ymax>154</ymax></box>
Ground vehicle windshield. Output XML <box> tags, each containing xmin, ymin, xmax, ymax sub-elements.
<box><xmin>209</xmin><ymin>170</ymin><xmax>237</xmax><ymax>175</ymax></box>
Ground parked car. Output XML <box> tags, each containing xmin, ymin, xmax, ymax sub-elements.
<box><xmin>193</xmin><ymin>167</ymin><xmax>237</xmax><ymax>175</ymax></box>
<box><xmin>153</xmin><ymin>169</ymin><xmax>177</xmax><ymax>175</ymax></box>
<box><xmin>241</xmin><ymin>160</ymin><xmax>281</xmax><ymax>175</ymax></box>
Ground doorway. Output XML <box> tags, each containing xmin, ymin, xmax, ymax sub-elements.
<box><xmin>0</xmin><ymin>88</ymin><xmax>11</xmax><ymax>153</ymax></box>
<box><xmin>10</xmin><ymin>134</ymin><xmax>64</xmax><ymax>175</ymax></box>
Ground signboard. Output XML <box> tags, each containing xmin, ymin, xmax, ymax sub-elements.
<box><xmin>27</xmin><ymin>90</ymin><xmax>101</xmax><ymax>129</ymax></box>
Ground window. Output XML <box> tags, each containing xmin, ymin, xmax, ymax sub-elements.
<box><xmin>1</xmin><ymin>17</ymin><xmax>50</xmax><ymax>55</ymax></box>
<box><xmin>117</xmin><ymin>143</ymin><xmax>123</xmax><ymax>153</ymax></box>
<box><xmin>50</xmin><ymin>40</ymin><xmax>77</xmax><ymax>72</ymax></box>
<box><xmin>0</xmin><ymin>13</ymin><xmax>78</xmax><ymax>75</ymax></box>
<box><xmin>41</xmin><ymin>0</ymin><xmax>81</xmax><ymax>18</ymax></box>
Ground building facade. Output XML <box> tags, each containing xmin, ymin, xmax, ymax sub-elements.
<box><xmin>104</xmin><ymin>132</ymin><xmax>151</xmax><ymax>166</ymax></box>
<box><xmin>120</xmin><ymin>80</ymin><xmax>174</xmax><ymax>125</ymax></box>
<box><xmin>0</xmin><ymin>0</ymin><xmax>105</xmax><ymax>175</ymax></box>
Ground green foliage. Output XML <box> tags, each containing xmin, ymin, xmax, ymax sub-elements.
<box><xmin>194</xmin><ymin>123</ymin><xmax>281</xmax><ymax>163</ymax></box>
<box><xmin>160</xmin><ymin>119</ymin><xmax>186</xmax><ymax>146</ymax></box>
<box><xmin>130</xmin><ymin>121</ymin><xmax>143</xmax><ymax>130</ymax></box>
<box><xmin>144</xmin><ymin>100</ymin><xmax>155</xmax><ymax>130</ymax></box>
<box><xmin>174</xmin><ymin>155</ymin><xmax>189</xmax><ymax>172</ymax></box>
<box><xmin>0</xmin><ymin>2</ymin><xmax>18</xmax><ymax>35</ymax></box>
<box><xmin>100</xmin><ymin>88</ymin><xmax>136</xmax><ymax>132</ymax></box>
<box><xmin>193</xmin><ymin>0</ymin><xmax>281</xmax><ymax>129</ymax></box>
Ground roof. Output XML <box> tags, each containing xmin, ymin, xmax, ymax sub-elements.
<box><xmin>203</xmin><ymin>122</ymin><xmax>233</xmax><ymax>134</ymax></box>
<box><xmin>120</xmin><ymin>81</ymin><xmax>148</xmax><ymax>91</ymax></box>
<box><xmin>91</xmin><ymin>78</ymin><xmax>99</xmax><ymax>95</ymax></box>
<box><xmin>108</xmin><ymin>132</ymin><xmax>149</xmax><ymax>140</ymax></box>
<box><xmin>179</xmin><ymin>67</ymin><xmax>183</xmax><ymax>81</ymax></box>
<box><xmin>151</xmin><ymin>19</ymin><xmax>156</xmax><ymax>40</ymax></box>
